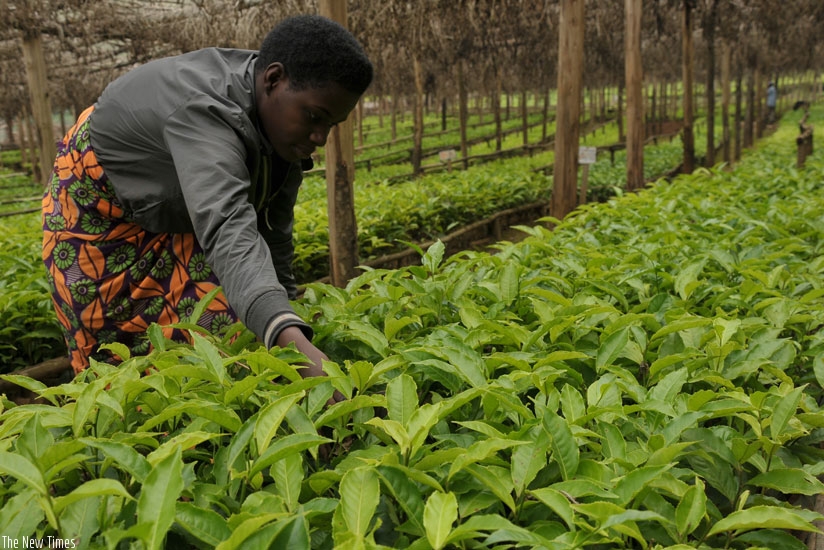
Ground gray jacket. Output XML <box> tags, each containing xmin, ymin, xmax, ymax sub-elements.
<box><xmin>89</xmin><ymin>47</ymin><xmax>311</xmax><ymax>345</ymax></box>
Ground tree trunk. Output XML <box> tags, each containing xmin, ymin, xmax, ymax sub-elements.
<box><xmin>542</xmin><ymin>88</ymin><xmax>549</xmax><ymax>141</ymax></box>
<box><xmin>617</xmin><ymin>83</ymin><xmax>625</xmax><ymax>142</ymax></box>
<box><xmin>721</xmin><ymin>42</ymin><xmax>731</xmax><ymax>164</ymax></box>
<box><xmin>755</xmin><ymin>66</ymin><xmax>764</xmax><ymax>138</ymax></box>
<box><xmin>21</xmin><ymin>32</ymin><xmax>55</xmax><ymax>187</ymax></box>
<box><xmin>681</xmin><ymin>0</ymin><xmax>696</xmax><ymax>174</ymax></box>
<box><xmin>521</xmin><ymin>90</ymin><xmax>529</xmax><ymax>146</ymax></box>
<box><xmin>390</xmin><ymin>93</ymin><xmax>397</xmax><ymax>141</ymax></box>
<box><xmin>744</xmin><ymin>67</ymin><xmax>754</xmax><ymax>148</ymax></box>
<box><xmin>551</xmin><ymin>0</ymin><xmax>585</xmax><ymax>220</ymax></box>
<box><xmin>457</xmin><ymin>59</ymin><xmax>469</xmax><ymax>170</ymax></box>
<box><xmin>625</xmin><ymin>0</ymin><xmax>644</xmax><ymax>191</ymax></box>
<box><xmin>495</xmin><ymin>67</ymin><xmax>503</xmax><ymax>151</ymax></box>
<box><xmin>441</xmin><ymin>97</ymin><xmax>447</xmax><ymax>132</ymax></box>
<box><xmin>704</xmin><ymin>0</ymin><xmax>717</xmax><ymax>167</ymax></box>
<box><xmin>734</xmin><ymin>72</ymin><xmax>743</xmax><ymax>160</ymax></box>
<box><xmin>319</xmin><ymin>0</ymin><xmax>358</xmax><ymax>287</ymax></box>
<box><xmin>412</xmin><ymin>55</ymin><xmax>424</xmax><ymax>175</ymax></box>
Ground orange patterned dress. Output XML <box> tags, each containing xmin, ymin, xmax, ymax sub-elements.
<box><xmin>42</xmin><ymin>107</ymin><xmax>238</xmax><ymax>373</ymax></box>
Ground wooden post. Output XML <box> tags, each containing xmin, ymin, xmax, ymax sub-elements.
<box><xmin>551</xmin><ymin>0</ymin><xmax>585</xmax><ymax>220</ymax></box>
<box><xmin>734</xmin><ymin>73</ymin><xmax>743</xmax><ymax>160</ymax></box>
<box><xmin>721</xmin><ymin>41</ymin><xmax>731</xmax><ymax>164</ymax></box>
<box><xmin>412</xmin><ymin>55</ymin><xmax>424</xmax><ymax>175</ymax></box>
<box><xmin>319</xmin><ymin>0</ymin><xmax>359</xmax><ymax>287</ymax></box>
<box><xmin>457</xmin><ymin>60</ymin><xmax>469</xmax><ymax>169</ymax></box>
<box><xmin>681</xmin><ymin>0</ymin><xmax>696</xmax><ymax>174</ymax></box>
<box><xmin>521</xmin><ymin>90</ymin><xmax>529</xmax><ymax>146</ymax></box>
<box><xmin>625</xmin><ymin>0</ymin><xmax>644</xmax><ymax>191</ymax></box>
<box><xmin>703</xmin><ymin>0</ymin><xmax>717</xmax><ymax>167</ymax></box>
<box><xmin>21</xmin><ymin>32</ymin><xmax>55</xmax><ymax>187</ymax></box>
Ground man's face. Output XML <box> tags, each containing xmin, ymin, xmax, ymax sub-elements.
<box><xmin>257</xmin><ymin>63</ymin><xmax>361</xmax><ymax>163</ymax></box>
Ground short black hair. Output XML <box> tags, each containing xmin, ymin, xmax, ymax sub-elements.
<box><xmin>257</xmin><ymin>14</ymin><xmax>373</xmax><ymax>95</ymax></box>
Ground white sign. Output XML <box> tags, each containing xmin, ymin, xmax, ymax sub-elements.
<box><xmin>578</xmin><ymin>146</ymin><xmax>597</xmax><ymax>165</ymax></box>
<box><xmin>438</xmin><ymin>149</ymin><xmax>457</xmax><ymax>162</ymax></box>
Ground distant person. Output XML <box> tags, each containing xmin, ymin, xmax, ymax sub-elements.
<box><xmin>42</xmin><ymin>15</ymin><xmax>373</xmax><ymax>378</ymax></box>
<box><xmin>766</xmin><ymin>81</ymin><xmax>777</xmax><ymax>124</ymax></box>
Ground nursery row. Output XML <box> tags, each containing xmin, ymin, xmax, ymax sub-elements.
<box><xmin>0</xmin><ymin>115</ymin><xmax>703</xmax><ymax>372</ymax></box>
<box><xmin>0</xmin><ymin>106</ymin><xmax>821</xmax><ymax>548</ymax></box>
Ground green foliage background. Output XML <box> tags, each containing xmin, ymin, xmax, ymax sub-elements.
<box><xmin>0</xmin><ymin>105</ymin><xmax>822</xmax><ymax>548</ymax></box>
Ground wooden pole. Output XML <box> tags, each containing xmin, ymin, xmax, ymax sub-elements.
<box><xmin>412</xmin><ymin>55</ymin><xmax>424</xmax><ymax>175</ymax></box>
<box><xmin>458</xmin><ymin>60</ymin><xmax>469</xmax><ymax>169</ymax></box>
<box><xmin>681</xmin><ymin>0</ymin><xmax>696</xmax><ymax>174</ymax></box>
<box><xmin>319</xmin><ymin>0</ymin><xmax>359</xmax><ymax>287</ymax></box>
<box><xmin>721</xmin><ymin>41</ymin><xmax>731</xmax><ymax>164</ymax></box>
<box><xmin>551</xmin><ymin>0</ymin><xmax>585</xmax><ymax>220</ymax></box>
<box><xmin>21</xmin><ymin>32</ymin><xmax>55</xmax><ymax>187</ymax></box>
<box><xmin>625</xmin><ymin>0</ymin><xmax>644</xmax><ymax>191</ymax></box>
<box><xmin>703</xmin><ymin>0</ymin><xmax>717</xmax><ymax>167</ymax></box>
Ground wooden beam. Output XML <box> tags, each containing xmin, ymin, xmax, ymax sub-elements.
<box><xmin>319</xmin><ymin>0</ymin><xmax>359</xmax><ymax>287</ymax></box>
<box><xmin>20</xmin><ymin>32</ymin><xmax>55</xmax><ymax>187</ymax></box>
<box><xmin>625</xmin><ymin>0</ymin><xmax>644</xmax><ymax>191</ymax></box>
<box><xmin>551</xmin><ymin>0</ymin><xmax>585</xmax><ymax>220</ymax></box>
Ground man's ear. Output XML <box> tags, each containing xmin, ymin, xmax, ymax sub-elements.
<box><xmin>262</xmin><ymin>62</ymin><xmax>286</xmax><ymax>93</ymax></box>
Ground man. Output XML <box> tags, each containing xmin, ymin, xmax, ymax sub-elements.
<box><xmin>42</xmin><ymin>15</ymin><xmax>372</xmax><ymax>381</ymax></box>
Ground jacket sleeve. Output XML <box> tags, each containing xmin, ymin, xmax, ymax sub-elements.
<box><xmin>257</xmin><ymin>171</ymin><xmax>300</xmax><ymax>300</ymax></box>
<box><xmin>162</xmin><ymin>98</ymin><xmax>312</xmax><ymax>346</ymax></box>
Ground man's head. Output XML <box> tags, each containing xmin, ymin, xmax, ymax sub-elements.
<box><xmin>255</xmin><ymin>14</ymin><xmax>373</xmax><ymax>162</ymax></box>
<box><xmin>256</xmin><ymin>14</ymin><xmax>373</xmax><ymax>95</ymax></box>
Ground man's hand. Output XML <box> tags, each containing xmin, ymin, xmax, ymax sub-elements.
<box><xmin>275</xmin><ymin>326</ymin><xmax>344</xmax><ymax>404</ymax></box>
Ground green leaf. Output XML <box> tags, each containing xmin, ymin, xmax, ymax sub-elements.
<box><xmin>0</xmin><ymin>374</ymin><xmax>48</xmax><ymax>395</ymax></box>
<box><xmin>596</xmin><ymin>327</ymin><xmax>629</xmax><ymax>371</ymax></box>
<box><xmin>250</xmin><ymin>433</ymin><xmax>330</xmax><ymax>478</ymax></box>
<box><xmin>16</xmin><ymin>412</ymin><xmax>54</xmax><ymax>461</ymax></box>
<box><xmin>675</xmin><ymin>478</ymin><xmax>706</xmax><ymax>536</ymax></box>
<box><xmin>255</xmin><ymin>391</ymin><xmax>305</xmax><ymax>454</ymax></box>
<box><xmin>424</xmin><ymin>491</ymin><xmax>457</xmax><ymax>550</ymax></box>
<box><xmin>612</xmin><ymin>464</ymin><xmax>672</xmax><ymax>506</ymax></box>
<box><xmin>72</xmin><ymin>379</ymin><xmax>104</xmax><ymax>437</ymax></box>
<box><xmin>376</xmin><ymin>465</ymin><xmax>425</xmax><ymax>536</ymax></box>
<box><xmin>386</xmin><ymin>373</ymin><xmax>418</xmax><ymax>427</ymax></box>
<box><xmin>511</xmin><ymin>426</ymin><xmax>550</xmax><ymax>497</ymax></box>
<box><xmin>748</xmin><ymin>468</ymin><xmax>824</xmax><ymax>496</ymax></box>
<box><xmin>422</xmin><ymin>240</ymin><xmax>446</xmax><ymax>274</ymax></box>
<box><xmin>268</xmin><ymin>515</ymin><xmax>311</xmax><ymax>549</ymax></box>
<box><xmin>270</xmin><ymin>453</ymin><xmax>303</xmax><ymax>511</ymax></box>
<box><xmin>215</xmin><ymin>514</ymin><xmax>280</xmax><ymax>550</ymax></box>
<box><xmin>341</xmin><ymin>320</ymin><xmax>390</xmax><ymax>358</ymax></box>
<box><xmin>137</xmin><ymin>446</ymin><xmax>184</xmax><ymax>550</ymax></box>
<box><xmin>542</xmin><ymin>412</ymin><xmax>579</xmax><ymax>480</ymax></box>
<box><xmin>81</xmin><ymin>438</ymin><xmax>152</xmax><ymax>483</ymax></box>
<box><xmin>707</xmin><ymin>505</ymin><xmax>823</xmax><ymax>536</ymax></box>
<box><xmin>674</xmin><ymin>259</ymin><xmax>706</xmax><ymax>300</ymax></box>
<box><xmin>313</xmin><ymin>394</ymin><xmax>386</xmax><ymax>429</ymax></box>
<box><xmin>530</xmin><ymin>487</ymin><xmax>575</xmax><ymax>530</ymax></box>
<box><xmin>769</xmin><ymin>386</ymin><xmax>804</xmax><ymax>440</ymax></box>
<box><xmin>191</xmin><ymin>332</ymin><xmax>226</xmax><ymax>386</ymax></box>
<box><xmin>54</xmin><ymin>479</ymin><xmax>133</xmax><ymax>514</ymax></box>
<box><xmin>448</xmin><ymin>438</ymin><xmax>525</xmax><ymax>480</ymax></box>
<box><xmin>339</xmin><ymin>466</ymin><xmax>380</xmax><ymax>538</ymax></box>
<box><xmin>463</xmin><ymin>464</ymin><xmax>517</xmax><ymax>514</ymax></box>
<box><xmin>60</xmin><ymin>496</ymin><xmax>100</xmax><ymax>549</ymax></box>
<box><xmin>175</xmin><ymin>501</ymin><xmax>232</xmax><ymax>547</ymax></box>
<box><xmin>0</xmin><ymin>451</ymin><xmax>47</xmax><ymax>495</ymax></box>
<box><xmin>497</xmin><ymin>261</ymin><xmax>521</xmax><ymax>306</ymax></box>
<box><xmin>364</xmin><ymin>417</ymin><xmax>409</xmax><ymax>452</ymax></box>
